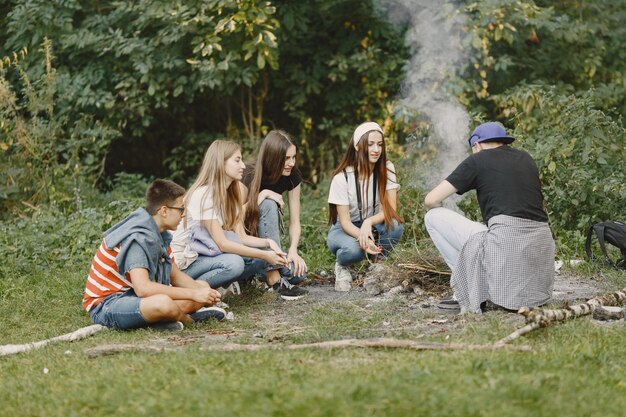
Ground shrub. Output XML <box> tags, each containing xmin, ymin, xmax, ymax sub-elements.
<box><xmin>508</xmin><ymin>89</ymin><xmax>626</xmax><ymax>256</ymax></box>
<box><xmin>0</xmin><ymin>40</ymin><xmax>118</xmax><ymax>216</ymax></box>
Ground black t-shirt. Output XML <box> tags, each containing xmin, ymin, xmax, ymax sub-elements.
<box><xmin>446</xmin><ymin>146</ymin><xmax>548</xmax><ymax>223</ymax></box>
<box><xmin>242</xmin><ymin>164</ymin><xmax>302</xmax><ymax>195</ymax></box>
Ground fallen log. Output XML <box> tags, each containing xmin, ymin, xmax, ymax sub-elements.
<box><xmin>85</xmin><ymin>343</ymin><xmax>178</xmax><ymax>358</ymax></box>
<box><xmin>199</xmin><ymin>338</ymin><xmax>532</xmax><ymax>353</ymax></box>
<box><xmin>0</xmin><ymin>325</ymin><xmax>107</xmax><ymax>357</ymax></box>
<box><xmin>592</xmin><ymin>306</ymin><xmax>625</xmax><ymax>321</ymax></box>
<box><xmin>83</xmin><ymin>337</ymin><xmax>531</xmax><ymax>357</ymax></box>
<box><xmin>495</xmin><ymin>286</ymin><xmax>626</xmax><ymax>346</ymax></box>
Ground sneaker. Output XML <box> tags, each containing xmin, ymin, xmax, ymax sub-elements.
<box><xmin>334</xmin><ymin>262</ymin><xmax>352</xmax><ymax>292</ymax></box>
<box><xmin>437</xmin><ymin>296</ymin><xmax>460</xmax><ymax>310</ymax></box>
<box><xmin>218</xmin><ymin>282</ymin><xmax>241</xmax><ymax>298</ymax></box>
<box><xmin>148</xmin><ymin>321</ymin><xmax>184</xmax><ymax>332</ymax></box>
<box><xmin>190</xmin><ymin>307</ymin><xmax>226</xmax><ymax>323</ymax></box>
<box><xmin>274</xmin><ymin>277</ymin><xmax>308</xmax><ymax>300</ymax></box>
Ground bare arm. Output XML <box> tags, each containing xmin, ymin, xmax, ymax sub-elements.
<box><xmin>356</xmin><ymin>188</ymin><xmax>398</xmax><ymax>252</ymax></box>
<box><xmin>286</xmin><ymin>185</ymin><xmax>307</xmax><ymax>275</ymax></box>
<box><xmin>129</xmin><ymin>268</ymin><xmax>219</xmax><ymax>305</ymax></box>
<box><xmin>203</xmin><ymin>219</ymin><xmax>287</xmax><ymax>266</ymax></box>
<box><xmin>169</xmin><ymin>263</ymin><xmax>211</xmax><ymax>290</ymax></box>
<box><xmin>424</xmin><ymin>180</ymin><xmax>457</xmax><ymax>209</ymax></box>
<box><xmin>287</xmin><ymin>185</ymin><xmax>302</xmax><ymax>252</ymax></box>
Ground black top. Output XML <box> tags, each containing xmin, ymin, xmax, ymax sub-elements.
<box><xmin>242</xmin><ymin>165</ymin><xmax>302</xmax><ymax>195</ymax></box>
<box><xmin>446</xmin><ymin>146</ymin><xmax>548</xmax><ymax>223</ymax></box>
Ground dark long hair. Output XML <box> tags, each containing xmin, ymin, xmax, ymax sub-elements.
<box><xmin>328</xmin><ymin>130</ymin><xmax>402</xmax><ymax>229</ymax></box>
<box><xmin>244</xmin><ymin>130</ymin><xmax>296</xmax><ymax>235</ymax></box>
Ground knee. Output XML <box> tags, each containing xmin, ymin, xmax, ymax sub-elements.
<box><xmin>259</xmin><ymin>199</ymin><xmax>279</xmax><ymax>216</ymax></box>
<box><xmin>424</xmin><ymin>207</ymin><xmax>448</xmax><ymax>231</ymax></box>
<box><xmin>223</xmin><ymin>254</ymin><xmax>245</xmax><ymax>277</ymax></box>
<box><xmin>388</xmin><ymin>221</ymin><xmax>405</xmax><ymax>239</ymax></box>
<box><xmin>144</xmin><ymin>294</ymin><xmax>178</xmax><ymax>318</ymax></box>
<box><xmin>336</xmin><ymin>245</ymin><xmax>363</xmax><ymax>265</ymax></box>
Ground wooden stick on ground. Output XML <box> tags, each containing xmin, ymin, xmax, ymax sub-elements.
<box><xmin>495</xmin><ymin>286</ymin><xmax>626</xmax><ymax>346</ymax></box>
<box><xmin>397</xmin><ymin>263</ymin><xmax>452</xmax><ymax>276</ymax></box>
<box><xmin>84</xmin><ymin>337</ymin><xmax>532</xmax><ymax>357</ymax></box>
<box><xmin>0</xmin><ymin>325</ymin><xmax>107</xmax><ymax>357</ymax></box>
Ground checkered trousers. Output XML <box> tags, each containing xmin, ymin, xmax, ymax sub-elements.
<box><xmin>451</xmin><ymin>215</ymin><xmax>555</xmax><ymax>314</ymax></box>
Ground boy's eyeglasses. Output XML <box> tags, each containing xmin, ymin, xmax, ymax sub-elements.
<box><xmin>166</xmin><ymin>206</ymin><xmax>185</xmax><ymax>215</ymax></box>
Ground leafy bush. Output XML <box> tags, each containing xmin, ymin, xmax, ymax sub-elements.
<box><xmin>507</xmin><ymin>89</ymin><xmax>626</xmax><ymax>255</ymax></box>
<box><xmin>0</xmin><ymin>198</ymin><xmax>140</xmax><ymax>279</ymax></box>
<box><xmin>0</xmin><ymin>40</ymin><xmax>118</xmax><ymax>215</ymax></box>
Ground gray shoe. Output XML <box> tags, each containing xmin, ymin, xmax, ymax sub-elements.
<box><xmin>190</xmin><ymin>307</ymin><xmax>226</xmax><ymax>322</ymax></box>
<box><xmin>148</xmin><ymin>321</ymin><xmax>184</xmax><ymax>332</ymax></box>
<box><xmin>437</xmin><ymin>296</ymin><xmax>460</xmax><ymax>310</ymax></box>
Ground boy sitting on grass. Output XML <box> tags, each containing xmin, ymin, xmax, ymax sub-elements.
<box><xmin>82</xmin><ymin>179</ymin><xmax>224</xmax><ymax>331</ymax></box>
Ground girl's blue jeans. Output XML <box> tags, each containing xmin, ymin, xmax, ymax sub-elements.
<box><xmin>327</xmin><ymin>219</ymin><xmax>404</xmax><ymax>267</ymax></box>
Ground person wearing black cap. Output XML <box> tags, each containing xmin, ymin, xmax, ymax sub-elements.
<box><xmin>423</xmin><ymin>122</ymin><xmax>555</xmax><ymax>313</ymax></box>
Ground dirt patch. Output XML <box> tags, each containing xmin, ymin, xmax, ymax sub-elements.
<box><xmin>83</xmin><ymin>266</ymin><xmax>608</xmax><ymax>356</ymax></box>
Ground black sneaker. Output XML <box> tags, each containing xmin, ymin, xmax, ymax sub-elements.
<box><xmin>190</xmin><ymin>307</ymin><xmax>226</xmax><ymax>323</ymax></box>
<box><xmin>274</xmin><ymin>278</ymin><xmax>308</xmax><ymax>300</ymax></box>
<box><xmin>437</xmin><ymin>296</ymin><xmax>460</xmax><ymax>310</ymax></box>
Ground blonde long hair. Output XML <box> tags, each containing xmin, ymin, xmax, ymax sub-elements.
<box><xmin>185</xmin><ymin>140</ymin><xmax>243</xmax><ymax>231</ymax></box>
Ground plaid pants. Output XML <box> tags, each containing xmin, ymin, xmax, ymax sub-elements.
<box><xmin>452</xmin><ymin>214</ymin><xmax>555</xmax><ymax>313</ymax></box>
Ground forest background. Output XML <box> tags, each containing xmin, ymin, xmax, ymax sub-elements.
<box><xmin>1</xmin><ymin>0</ymin><xmax>624</xmax><ymax>262</ymax></box>
<box><xmin>1</xmin><ymin>1</ymin><xmax>625</xmax><ymax>416</ymax></box>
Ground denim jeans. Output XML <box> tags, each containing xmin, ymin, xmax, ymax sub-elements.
<box><xmin>182</xmin><ymin>253</ymin><xmax>265</xmax><ymax>288</ymax></box>
<box><xmin>89</xmin><ymin>289</ymin><xmax>149</xmax><ymax>330</ymax></box>
<box><xmin>257</xmin><ymin>199</ymin><xmax>306</xmax><ymax>284</ymax></box>
<box><xmin>327</xmin><ymin>219</ymin><xmax>404</xmax><ymax>267</ymax></box>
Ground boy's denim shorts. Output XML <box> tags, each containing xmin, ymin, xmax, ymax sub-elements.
<box><xmin>89</xmin><ymin>289</ymin><xmax>149</xmax><ymax>330</ymax></box>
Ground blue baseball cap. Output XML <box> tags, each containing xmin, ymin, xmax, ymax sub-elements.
<box><xmin>468</xmin><ymin>122</ymin><xmax>515</xmax><ymax>147</ymax></box>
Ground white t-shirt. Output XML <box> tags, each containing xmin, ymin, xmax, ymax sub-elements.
<box><xmin>328</xmin><ymin>161</ymin><xmax>400</xmax><ymax>223</ymax></box>
<box><xmin>171</xmin><ymin>185</ymin><xmax>223</xmax><ymax>269</ymax></box>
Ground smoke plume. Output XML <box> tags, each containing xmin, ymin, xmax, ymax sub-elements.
<box><xmin>378</xmin><ymin>0</ymin><xmax>470</xmax><ymax>188</ymax></box>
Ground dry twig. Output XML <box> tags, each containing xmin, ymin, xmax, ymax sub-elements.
<box><xmin>397</xmin><ymin>263</ymin><xmax>451</xmax><ymax>276</ymax></box>
<box><xmin>496</xmin><ymin>286</ymin><xmax>626</xmax><ymax>346</ymax></box>
<box><xmin>0</xmin><ymin>325</ymin><xmax>107</xmax><ymax>357</ymax></box>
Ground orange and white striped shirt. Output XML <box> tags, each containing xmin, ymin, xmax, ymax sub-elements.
<box><xmin>83</xmin><ymin>240</ymin><xmax>175</xmax><ymax>312</ymax></box>
<box><xmin>82</xmin><ymin>242</ymin><xmax>133</xmax><ymax>311</ymax></box>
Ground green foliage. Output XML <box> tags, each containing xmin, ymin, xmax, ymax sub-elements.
<box><xmin>0</xmin><ymin>198</ymin><xmax>139</xmax><ymax>278</ymax></box>
<box><xmin>461</xmin><ymin>0</ymin><xmax>626</xmax><ymax>121</ymax></box>
<box><xmin>505</xmin><ymin>88</ymin><xmax>626</xmax><ymax>255</ymax></box>
<box><xmin>0</xmin><ymin>40</ymin><xmax>118</xmax><ymax>213</ymax></box>
<box><xmin>267</xmin><ymin>0</ymin><xmax>410</xmax><ymax>180</ymax></box>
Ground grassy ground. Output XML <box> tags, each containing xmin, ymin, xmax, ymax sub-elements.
<box><xmin>1</xmin><ymin>258</ymin><xmax>626</xmax><ymax>417</ymax></box>
<box><xmin>2</xmin><ymin>184</ymin><xmax>626</xmax><ymax>416</ymax></box>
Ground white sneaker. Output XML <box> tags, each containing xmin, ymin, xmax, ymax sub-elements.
<box><xmin>334</xmin><ymin>262</ymin><xmax>353</xmax><ymax>292</ymax></box>
<box><xmin>218</xmin><ymin>282</ymin><xmax>241</xmax><ymax>298</ymax></box>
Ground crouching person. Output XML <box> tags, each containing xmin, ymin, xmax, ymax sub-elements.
<box><xmin>82</xmin><ymin>179</ymin><xmax>224</xmax><ymax>331</ymax></box>
<box><xmin>424</xmin><ymin>122</ymin><xmax>555</xmax><ymax>314</ymax></box>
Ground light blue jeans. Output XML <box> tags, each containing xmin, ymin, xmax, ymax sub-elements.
<box><xmin>257</xmin><ymin>199</ymin><xmax>306</xmax><ymax>284</ymax></box>
<box><xmin>89</xmin><ymin>289</ymin><xmax>148</xmax><ymax>330</ymax></box>
<box><xmin>327</xmin><ymin>219</ymin><xmax>404</xmax><ymax>267</ymax></box>
<box><xmin>182</xmin><ymin>253</ymin><xmax>265</xmax><ymax>288</ymax></box>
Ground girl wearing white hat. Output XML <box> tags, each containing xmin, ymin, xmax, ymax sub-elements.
<box><xmin>327</xmin><ymin>122</ymin><xmax>404</xmax><ymax>291</ymax></box>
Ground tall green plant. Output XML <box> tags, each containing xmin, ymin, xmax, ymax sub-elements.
<box><xmin>506</xmin><ymin>88</ymin><xmax>626</xmax><ymax>255</ymax></box>
<box><xmin>0</xmin><ymin>40</ymin><xmax>118</xmax><ymax>213</ymax></box>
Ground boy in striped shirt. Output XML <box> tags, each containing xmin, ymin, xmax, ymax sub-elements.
<box><xmin>83</xmin><ymin>179</ymin><xmax>223</xmax><ymax>330</ymax></box>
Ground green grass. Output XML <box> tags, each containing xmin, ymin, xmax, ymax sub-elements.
<box><xmin>2</xmin><ymin>186</ymin><xmax>626</xmax><ymax>416</ymax></box>
<box><xmin>2</xmin><ymin>263</ymin><xmax>626</xmax><ymax>416</ymax></box>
